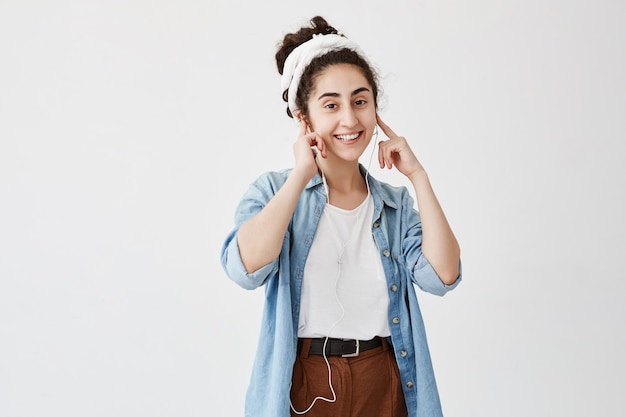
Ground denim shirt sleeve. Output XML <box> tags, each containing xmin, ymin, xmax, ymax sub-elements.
<box><xmin>401</xmin><ymin>190</ymin><xmax>462</xmax><ymax>296</ymax></box>
<box><xmin>220</xmin><ymin>172</ymin><xmax>282</xmax><ymax>290</ymax></box>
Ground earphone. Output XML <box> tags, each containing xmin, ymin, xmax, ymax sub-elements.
<box><xmin>321</xmin><ymin>170</ymin><xmax>330</xmax><ymax>202</ymax></box>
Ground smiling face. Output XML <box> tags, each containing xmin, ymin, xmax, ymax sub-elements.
<box><xmin>304</xmin><ymin>63</ymin><xmax>377</xmax><ymax>163</ymax></box>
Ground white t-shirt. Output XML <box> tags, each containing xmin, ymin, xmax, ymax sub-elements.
<box><xmin>298</xmin><ymin>192</ymin><xmax>391</xmax><ymax>339</ymax></box>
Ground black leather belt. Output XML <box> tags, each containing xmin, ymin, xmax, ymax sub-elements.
<box><xmin>298</xmin><ymin>337</ymin><xmax>383</xmax><ymax>358</ymax></box>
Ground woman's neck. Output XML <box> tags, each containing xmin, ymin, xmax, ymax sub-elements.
<box><xmin>317</xmin><ymin>159</ymin><xmax>368</xmax><ymax>209</ymax></box>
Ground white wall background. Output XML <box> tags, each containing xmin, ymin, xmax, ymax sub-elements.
<box><xmin>1</xmin><ymin>1</ymin><xmax>625</xmax><ymax>416</ymax></box>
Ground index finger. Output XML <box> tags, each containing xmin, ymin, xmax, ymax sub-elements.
<box><xmin>299</xmin><ymin>119</ymin><xmax>307</xmax><ymax>137</ymax></box>
<box><xmin>376</xmin><ymin>114</ymin><xmax>398</xmax><ymax>139</ymax></box>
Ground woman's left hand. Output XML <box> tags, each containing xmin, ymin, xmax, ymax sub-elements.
<box><xmin>377</xmin><ymin>114</ymin><xmax>460</xmax><ymax>284</ymax></box>
<box><xmin>376</xmin><ymin>114</ymin><xmax>425</xmax><ymax>178</ymax></box>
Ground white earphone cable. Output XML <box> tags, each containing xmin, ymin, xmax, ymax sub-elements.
<box><xmin>290</xmin><ymin>124</ymin><xmax>378</xmax><ymax>415</ymax></box>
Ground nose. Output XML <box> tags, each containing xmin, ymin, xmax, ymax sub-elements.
<box><xmin>340</xmin><ymin>106</ymin><xmax>358</xmax><ymax>128</ymax></box>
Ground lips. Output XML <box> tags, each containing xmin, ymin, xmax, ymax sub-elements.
<box><xmin>334</xmin><ymin>132</ymin><xmax>361</xmax><ymax>141</ymax></box>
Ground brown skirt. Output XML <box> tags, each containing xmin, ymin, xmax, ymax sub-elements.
<box><xmin>290</xmin><ymin>337</ymin><xmax>408</xmax><ymax>417</ymax></box>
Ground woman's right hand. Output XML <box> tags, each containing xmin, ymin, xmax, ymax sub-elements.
<box><xmin>237</xmin><ymin>120</ymin><xmax>327</xmax><ymax>274</ymax></box>
<box><xmin>292</xmin><ymin>120</ymin><xmax>326</xmax><ymax>180</ymax></box>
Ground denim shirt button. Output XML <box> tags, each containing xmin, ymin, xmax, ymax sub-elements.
<box><xmin>383</xmin><ymin>250</ymin><xmax>390</xmax><ymax>257</ymax></box>
<box><xmin>373</xmin><ymin>221</ymin><xmax>380</xmax><ymax>228</ymax></box>
<box><xmin>406</xmin><ymin>381</ymin><xmax>414</xmax><ymax>388</ymax></box>
<box><xmin>390</xmin><ymin>284</ymin><xmax>398</xmax><ymax>292</ymax></box>
<box><xmin>392</xmin><ymin>317</ymin><xmax>400</xmax><ymax>324</ymax></box>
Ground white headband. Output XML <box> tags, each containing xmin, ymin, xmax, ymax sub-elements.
<box><xmin>280</xmin><ymin>33</ymin><xmax>369</xmax><ymax>116</ymax></box>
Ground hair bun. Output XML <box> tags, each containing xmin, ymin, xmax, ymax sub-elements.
<box><xmin>275</xmin><ymin>16</ymin><xmax>340</xmax><ymax>75</ymax></box>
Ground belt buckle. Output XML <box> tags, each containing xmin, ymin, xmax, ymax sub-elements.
<box><xmin>341</xmin><ymin>339</ymin><xmax>360</xmax><ymax>358</ymax></box>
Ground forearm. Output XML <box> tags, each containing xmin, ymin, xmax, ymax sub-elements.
<box><xmin>408</xmin><ymin>170</ymin><xmax>460</xmax><ymax>285</ymax></box>
<box><xmin>237</xmin><ymin>169</ymin><xmax>310</xmax><ymax>273</ymax></box>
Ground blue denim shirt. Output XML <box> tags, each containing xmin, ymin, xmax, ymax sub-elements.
<box><xmin>221</xmin><ymin>165</ymin><xmax>461</xmax><ymax>417</ymax></box>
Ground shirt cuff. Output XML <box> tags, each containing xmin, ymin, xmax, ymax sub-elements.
<box><xmin>414</xmin><ymin>258</ymin><xmax>462</xmax><ymax>296</ymax></box>
<box><xmin>223</xmin><ymin>237</ymin><xmax>278</xmax><ymax>290</ymax></box>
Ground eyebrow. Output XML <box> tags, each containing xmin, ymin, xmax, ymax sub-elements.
<box><xmin>317</xmin><ymin>87</ymin><xmax>370</xmax><ymax>101</ymax></box>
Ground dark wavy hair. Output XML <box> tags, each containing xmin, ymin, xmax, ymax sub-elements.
<box><xmin>275</xmin><ymin>16</ymin><xmax>379</xmax><ymax>118</ymax></box>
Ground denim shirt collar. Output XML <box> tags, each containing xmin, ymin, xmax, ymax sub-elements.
<box><xmin>303</xmin><ymin>163</ymin><xmax>401</xmax><ymax>212</ymax></box>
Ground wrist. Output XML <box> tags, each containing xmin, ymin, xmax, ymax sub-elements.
<box><xmin>289</xmin><ymin>166</ymin><xmax>315</xmax><ymax>186</ymax></box>
<box><xmin>407</xmin><ymin>168</ymin><xmax>428</xmax><ymax>184</ymax></box>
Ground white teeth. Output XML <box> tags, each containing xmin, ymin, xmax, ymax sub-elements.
<box><xmin>335</xmin><ymin>133</ymin><xmax>360</xmax><ymax>141</ymax></box>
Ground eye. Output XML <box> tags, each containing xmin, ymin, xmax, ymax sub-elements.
<box><xmin>354</xmin><ymin>99</ymin><xmax>367</xmax><ymax>106</ymax></box>
<box><xmin>324</xmin><ymin>103</ymin><xmax>337</xmax><ymax>109</ymax></box>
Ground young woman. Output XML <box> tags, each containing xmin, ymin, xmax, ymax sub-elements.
<box><xmin>221</xmin><ymin>16</ymin><xmax>462</xmax><ymax>417</ymax></box>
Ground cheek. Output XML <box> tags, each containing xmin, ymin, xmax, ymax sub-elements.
<box><xmin>305</xmin><ymin>115</ymin><xmax>329</xmax><ymax>135</ymax></box>
<box><xmin>362</xmin><ymin>114</ymin><xmax>377</xmax><ymax>131</ymax></box>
